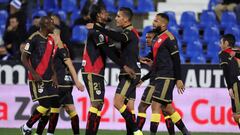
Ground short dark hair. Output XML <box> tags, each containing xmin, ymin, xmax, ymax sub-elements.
<box><xmin>32</xmin><ymin>15</ymin><xmax>40</xmax><ymax>20</ymax></box>
<box><xmin>90</xmin><ymin>4</ymin><xmax>106</xmax><ymax>22</ymax></box>
<box><xmin>156</xmin><ymin>13</ymin><xmax>169</xmax><ymax>22</ymax></box>
<box><xmin>222</xmin><ymin>34</ymin><xmax>236</xmax><ymax>47</ymax></box>
<box><xmin>119</xmin><ymin>7</ymin><xmax>133</xmax><ymax>21</ymax></box>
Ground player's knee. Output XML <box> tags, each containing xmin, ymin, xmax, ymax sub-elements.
<box><xmin>64</xmin><ymin>104</ymin><xmax>76</xmax><ymax>113</ymax></box>
<box><xmin>114</xmin><ymin>94</ymin><xmax>124</xmax><ymax>109</ymax></box>
<box><xmin>151</xmin><ymin>101</ymin><xmax>162</xmax><ymax>113</ymax></box>
<box><xmin>138</xmin><ymin>103</ymin><xmax>149</xmax><ymax>112</ymax></box>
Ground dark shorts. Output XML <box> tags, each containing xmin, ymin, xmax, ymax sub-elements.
<box><xmin>152</xmin><ymin>78</ymin><xmax>175</xmax><ymax>104</ymax></box>
<box><xmin>231</xmin><ymin>82</ymin><xmax>240</xmax><ymax>114</ymax></box>
<box><xmin>58</xmin><ymin>86</ymin><xmax>74</xmax><ymax>105</ymax></box>
<box><xmin>29</xmin><ymin>80</ymin><xmax>59</xmax><ymax>102</ymax></box>
<box><xmin>116</xmin><ymin>75</ymin><xmax>140</xmax><ymax>100</ymax></box>
<box><xmin>141</xmin><ymin>85</ymin><xmax>155</xmax><ymax>105</ymax></box>
<box><xmin>83</xmin><ymin>73</ymin><xmax>105</xmax><ymax>102</ymax></box>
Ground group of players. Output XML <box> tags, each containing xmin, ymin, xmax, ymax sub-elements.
<box><xmin>19</xmin><ymin>3</ymin><xmax>240</xmax><ymax>135</ymax></box>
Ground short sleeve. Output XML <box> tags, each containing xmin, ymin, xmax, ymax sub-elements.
<box><xmin>23</xmin><ymin>37</ymin><xmax>36</xmax><ymax>54</ymax></box>
<box><xmin>219</xmin><ymin>52</ymin><xmax>229</xmax><ymax>66</ymax></box>
<box><xmin>166</xmin><ymin>39</ymin><xmax>179</xmax><ymax>55</ymax></box>
<box><xmin>58</xmin><ymin>48</ymin><xmax>70</xmax><ymax>61</ymax></box>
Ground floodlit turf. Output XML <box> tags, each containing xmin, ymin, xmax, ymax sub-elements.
<box><xmin>1</xmin><ymin>128</ymin><xmax>239</xmax><ymax>135</ymax></box>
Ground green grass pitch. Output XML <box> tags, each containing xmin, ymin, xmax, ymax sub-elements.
<box><xmin>0</xmin><ymin>128</ymin><xmax>239</xmax><ymax>135</ymax></box>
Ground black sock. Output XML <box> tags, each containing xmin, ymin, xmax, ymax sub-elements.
<box><xmin>136</xmin><ymin>113</ymin><xmax>146</xmax><ymax>130</ymax></box>
<box><xmin>175</xmin><ymin>119</ymin><xmax>190</xmax><ymax>134</ymax></box>
<box><xmin>85</xmin><ymin>107</ymin><xmax>98</xmax><ymax>135</ymax></box>
<box><xmin>36</xmin><ymin>115</ymin><xmax>49</xmax><ymax>134</ymax></box>
<box><xmin>120</xmin><ymin>105</ymin><xmax>138</xmax><ymax>132</ymax></box>
<box><xmin>71</xmin><ymin>115</ymin><xmax>80</xmax><ymax>135</ymax></box>
<box><xmin>47</xmin><ymin>112</ymin><xmax>59</xmax><ymax>134</ymax></box>
<box><xmin>26</xmin><ymin>109</ymin><xmax>43</xmax><ymax>128</ymax></box>
<box><xmin>165</xmin><ymin>117</ymin><xmax>175</xmax><ymax>135</ymax></box>
<box><xmin>93</xmin><ymin>111</ymin><xmax>101</xmax><ymax>135</ymax></box>
<box><xmin>150</xmin><ymin>122</ymin><xmax>159</xmax><ymax>134</ymax></box>
<box><xmin>170</xmin><ymin>111</ymin><xmax>190</xmax><ymax>135</ymax></box>
<box><xmin>150</xmin><ymin>113</ymin><xmax>160</xmax><ymax>134</ymax></box>
<box><xmin>126</xmin><ymin>112</ymin><xmax>135</xmax><ymax>135</ymax></box>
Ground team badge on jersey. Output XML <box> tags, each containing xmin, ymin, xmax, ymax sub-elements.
<box><xmin>24</xmin><ymin>43</ymin><xmax>30</xmax><ymax>50</ymax></box>
<box><xmin>98</xmin><ymin>34</ymin><xmax>105</xmax><ymax>43</ymax></box>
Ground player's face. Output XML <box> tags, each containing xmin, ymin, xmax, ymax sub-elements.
<box><xmin>152</xmin><ymin>15</ymin><xmax>165</xmax><ymax>31</ymax></box>
<box><xmin>9</xmin><ymin>17</ymin><xmax>19</xmax><ymax>29</ymax></box>
<box><xmin>115</xmin><ymin>11</ymin><xmax>126</xmax><ymax>27</ymax></box>
<box><xmin>45</xmin><ymin>18</ymin><xmax>55</xmax><ymax>33</ymax></box>
<box><xmin>220</xmin><ymin>38</ymin><xmax>229</xmax><ymax>50</ymax></box>
<box><xmin>146</xmin><ymin>33</ymin><xmax>154</xmax><ymax>46</ymax></box>
<box><xmin>99</xmin><ymin>9</ymin><xmax>110</xmax><ymax>24</ymax></box>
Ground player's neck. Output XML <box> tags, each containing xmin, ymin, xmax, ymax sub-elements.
<box><xmin>39</xmin><ymin>29</ymin><xmax>48</xmax><ymax>38</ymax></box>
<box><xmin>122</xmin><ymin>22</ymin><xmax>131</xmax><ymax>29</ymax></box>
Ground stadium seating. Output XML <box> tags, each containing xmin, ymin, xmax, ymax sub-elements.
<box><xmin>72</xmin><ymin>25</ymin><xmax>88</xmax><ymax>43</ymax></box>
<box><xmin>225</xmin><ymin>25</ymin><xmax>240</xmax><ymax>44</ymax></box>
<box><xmin>205</xmin><ymin>41</ymin><xmax>220</xmax><ymax>60</ymax></box>
<box><xmin>32</xmin><ymin>10</ymin><xmax>47</xmax><ymax>19</ymax></box>
<box><xmin>118</xmin><ymin>0</ymin><xmax>135</xmax><ymax>11</ymax></box>
<box><xmin>180</xmin><ymin>11</ymin><xmax>198</xmax><ymax>28</ymax></box>
<box><xmin>183</xmin><ymin>26</ymin><xmax>199</xmax><ymax>43</ymax></box>
<box><xmin>0</xmin><ymin>25</ymin><xmax>5</xmax><ymax>35</ymax></box>
<box><xmin>211</xmin><ymin>55</ymin><xmax>219</xmax><ymax>64</ymax></box>
<box><xmin>168</xmin><ymin>25</ymin><xmax>181</xmax><ymax>42</ymax></box>
<box><xmin>0</xmin><ymin>10</ymin><xmax>8</xmax><ymax>26</ymax></box>
<box><xmin>165</xmin><ymin>11</ymin><xmax>178</xmax><ymax>27</ymax></box>
<box><xmin>70</xmin><ymin>10</ymin><xmax>81</xmax><ymax>26</ymax></box>
<box><xmin>54</xmin><ymin>10</ymin><xmax>67</xmax><ymax>22</ymax></box>
<box><xmin>136</xmin><ymin>0</ymin><xmax>154</xmax><ymax>13</ymax></box>
<box><xmin>199</xmin><ymin>10</ymin><xmax>218</xmax><ymax>29</ymax></box>
<box><xmin>43</xmin><ymin>0</ymin><xmax>58</xmax><ymax>13</ymax></box>
<box><xmin>190</xmin><ymin>53</ymin><xmax>206</xmax><ymax>64</ymax></box>
<box><xmin>203</xmin><ymin>25</ymin><xmax>220</xmax><ymax>44</ymax></box>
<box><xmin>0</xmin><ymin>0</ymin><xmax>9</xmax><ymax>3</ymax></box>
<box><xmin>61</xmin><ymin>0</ymin><xmax>77</xmax><ymax>13</ymax></box>
<box><xmin>103</xmin><ymin>0</ymin><xmax>117</xmax><ymax>13</ymax></box>
<box><xmin>220</xmin><ymin>11</ymin><xmax>237</xmax><ymax>29</ymax></box>
<box><xmin>180</xmin><ymin>55</ymin><xmax>186</xmax><ymax>64</ymax></box>
<box><xmin>79</xmin><ymin>0</ymin><xmax>87</xmax><ymax>12</ymax></box>
<box><xmin>185</xmin><ymin>40</ymin><xmax>203</xmax><ymax>58</ymax></box>
<box><xmin>208</xmin><ymin>0</ymin><xmax>221</xmax><ymax>10</ymax></box>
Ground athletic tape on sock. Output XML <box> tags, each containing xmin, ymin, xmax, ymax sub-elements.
<box><xmin>151</xmin><ymin>113</ymin><xmax>161</xmax><ymax>123</ymax></box>
<box><xmin>170</xmin><ymin>112</ymin><xmax>181</xmax><ymax>123</ymax></box>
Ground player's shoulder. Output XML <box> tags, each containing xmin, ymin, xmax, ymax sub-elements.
<box><xmin>28</xmin><ymin>31</ymin><xmax>46</xmax><ymax>41</ymax></box>
<box><xmin>90</xmin><ymin>29</ymin><xmax>103</xmax><ymax>37</ymax></box>
<box><xmin>123</xmin><ymin>25</ymin><xmax>134</xmax><ymax>33</ymax></box>
<box><xmin>165</xmin><ymin>30</ymin><xmax>175</xmax><ymax>40</ymax></box>
<box><xmin>219</xmin><ymin>50</ymin><xmax>230</xmax><ymax>58</ymax></box>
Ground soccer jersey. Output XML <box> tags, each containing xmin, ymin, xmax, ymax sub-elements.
<box><xmin>93</xmin><ymin>24</ymin><xmax>141</xmax><ymax>74</ymax></box>
<box><xmin>53</xmin><ymin>46</ymin><xmax>73</xmax><ymax>86</ymax></box>
<box><xmin>152</xmin><ymin>30</ymin><xmax>180</xmax><ymax>79</ymax></box>
<box><xmin>23</xmin><ymin>31</ymin><xmax>54</xmax><ymax>80</ymax></box>
<box><xmin>219</xmin><ymin>48</ymin><xmax>240</xmax><ymax>89</ymax></box>
<box><xmin>82</xmin><ymin>29</ymin><xmax>108</xmax><ymax>77</ymax></box>
<box><xmin>119</xmin><ymin>25</ymin><xmax>141</xmax><ymax>74</ymax></box>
